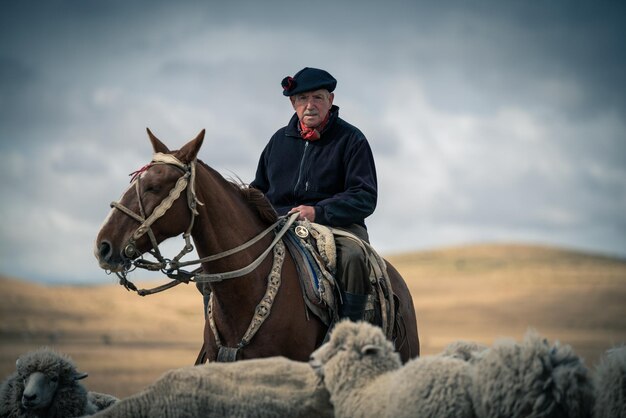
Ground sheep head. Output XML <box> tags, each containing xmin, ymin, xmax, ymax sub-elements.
<box><xmin>309</xmin><ymin>321</ymin><xmax>400</xmax><ymax>393</ymax></box>
<box><xmin>16</xmin><ymin>348</ymin><xmax>88</xmax><ymax>412</ymax></box>
<box><xmin>21</xmin><ymin>371</ymin><xmax>60</xmax><ymax>410</ymax></box>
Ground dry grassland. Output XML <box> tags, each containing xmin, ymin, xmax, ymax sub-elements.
<box><xmin>1</xmin><ymin>243</ymin><xmax>625</xmax><ymax>398</ymax></box>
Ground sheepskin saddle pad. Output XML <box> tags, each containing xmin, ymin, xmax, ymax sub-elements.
<box><xmin>285</xmin><ymin>219</ymin><xmax>395</xmax><ymax>337</ymax></box>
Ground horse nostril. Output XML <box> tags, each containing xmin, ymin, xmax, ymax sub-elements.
<box><xmin>98</xmin><ymin>240</ymin><xmax>113</xmax><ymax>261</ymax></box>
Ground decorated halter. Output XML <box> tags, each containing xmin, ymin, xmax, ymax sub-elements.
<box><xmin>109</xmin><ymin>153</ymin><xmax>202</xmax><ymax>292</ymax></box>
<box><xmin>109</xmin><ymin>152</ymin><xmax>301</xmax><ymax>358</ymax></box>
<box><xmin>108</xmin><ymin>153</ymin><xmax>298</xmax><ymax>296</ymax></box>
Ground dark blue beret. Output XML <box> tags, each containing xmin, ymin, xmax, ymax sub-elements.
<box><xmin>281</xmin><ymin>67</ymin><xmax>337</xmax><ymax>96</ymax></box>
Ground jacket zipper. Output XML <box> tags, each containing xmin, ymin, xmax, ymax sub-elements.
<box><xmin>294</xmin><ymin>141</ymin><xmax>309</xmax><ymax>195</ymax></box>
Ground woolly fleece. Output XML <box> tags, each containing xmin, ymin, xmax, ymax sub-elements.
<box><xmin>90</xmin><ymin>356</ymin><xmax>332</xmax><ymax>418</ymax></box>
<box><xmin>310</xmin><ymin>320</ymin><xmax>474</xmax><ymax>418</ymax></box>
<box><xmin>593</xmin><ymin>346</ymin><xmax>626</xmax><ymax>418</ymax></box>
<box><xmin>470</xmin><ymin>330</ymin><xmax>594</xmax><ymax>418</ymax></box>
<box><xmin>440</xmin><ymin>340</ymin><xmax>488</xmax><ymax>362</ymax></box>
<box><xmin>0</xmin><ymin>348</ymin><xmax>115</xmax><ymax>418</ymax></box>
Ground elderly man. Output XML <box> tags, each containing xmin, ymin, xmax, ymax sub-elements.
<box><xmin>251</xmin><ymin>67</ymin><xmax>378</xmax><ymax>322</ymax></box>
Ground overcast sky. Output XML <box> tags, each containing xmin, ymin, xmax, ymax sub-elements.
<box><xmin>1</xmin><ymin>0</ymin><xmax>625</xmax><ymax>284</ymax></box>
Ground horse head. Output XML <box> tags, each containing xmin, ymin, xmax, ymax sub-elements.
<box><xmin>94</xmin><ymin>128</ymin><xmax>205</xmax><ymax>274</ymax></box>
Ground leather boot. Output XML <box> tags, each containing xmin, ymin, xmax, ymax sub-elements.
<box><xmin>321</xmin><ymin>291</ymin><xmax>368</xmax><ymax>344</ymax></box>
<box><xmin>339</xmin><ymin>291</ymin><xmax>368</xmax><ymax>322</ymax></box>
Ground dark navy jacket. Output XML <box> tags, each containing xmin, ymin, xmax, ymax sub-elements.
<box><xmin>251</xmin><ymin>106</ymin><xmax>377</xmax><ymax>228</ymax></box>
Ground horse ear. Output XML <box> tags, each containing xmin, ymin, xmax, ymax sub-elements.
<box><xmin>177</xmin><ymin>129</ymin><xmax>205</xmax><ymax>163</ymax></box>
<box><xmin>147</xmin><ymin>128</ymin><xmax>170</xmax><ymax>154</ymax></box>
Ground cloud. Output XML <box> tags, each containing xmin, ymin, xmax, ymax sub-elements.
<box><xmin>367</xmin><ymin>76</ymin><xmax>626</xmax><ymax>256</ymax></box>
<box><xmin>0</xmin><ymin>0</ymin><xmax>625</xmax><ymax>283</ymax></box>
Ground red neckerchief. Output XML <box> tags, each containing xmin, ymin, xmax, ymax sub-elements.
<box><xmin>299</xmin><ymin>112</ymin><xmax>331</xmax><ymax>141</ymax></box>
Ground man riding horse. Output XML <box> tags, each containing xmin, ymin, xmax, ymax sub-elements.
<box><xmin>250</xmin><ymin>67</ymin><xmax>377</xmax><ymax>323</ymax></box>
<box><xmin>95</xmin><ymin>72</ymin><xmax>420</xmax><ymax>361</ymax></box>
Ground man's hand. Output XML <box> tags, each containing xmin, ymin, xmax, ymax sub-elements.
<box><xmin>289</xmin><ymin>205</ymin><xmax>316</xmax><ymax>222</ymax></box>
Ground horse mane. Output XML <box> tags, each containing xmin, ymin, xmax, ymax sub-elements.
<box><xmin>195</xmin><ymin>159</ymin><xmax>278</xmax><ymax>225</ymax></box>
<box><xmin>234</xmin><ymin>183</ymin><xmax>279</xmax><ymax>224</ymax></box>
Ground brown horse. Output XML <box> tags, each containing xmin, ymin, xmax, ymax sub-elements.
<box><xmin>94</xmin><ymin>129</ymin><xmax>419</xmax><ymax>363</ymax></box>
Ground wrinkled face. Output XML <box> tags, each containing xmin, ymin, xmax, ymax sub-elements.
<box><xmin>94</xmin><ymin>162</ymin><xmax>191</xmax><ymax>272</ymax></box>
<box><xmin>290</xmin><ymin>89</ymin><xmax>334</xmax><ymax>128</ymax></box>
<box><xmin>21</xmin><ymin>371</ymin><xmax>59</xmax><ymax>410</ymax></box>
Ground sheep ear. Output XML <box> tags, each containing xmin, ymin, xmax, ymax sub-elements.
<box><xmin>361</xmin><ymin>344</ymin><xmax>381</xmax><ymax>357</ymax></box>
<box><xmin>15</xmin><ymin>359</ymin><xmax>20</xmax><ymax>368</ymax></box>
<box><xmin>74</xmin><ymin>372</ymin><xmax>88</xmax><ymax>381</ymax></box>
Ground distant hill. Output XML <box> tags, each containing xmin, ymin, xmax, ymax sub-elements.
<box><xmin>1</xmin><ymin>243</ymin><xmax>625</xmax><ymax>398</ymax></box>
<box><xmin>387</xmin><ymin>243</ymin><xmax>626</xmax><ymax>283</ymax></box>
<box><xmin>0</xmin><ymin>274</ymin><xmax>204</xmax><ymax>344</ymax></box>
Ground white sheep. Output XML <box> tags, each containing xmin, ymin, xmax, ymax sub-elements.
<box><xmin>311</xmin><ymin>321</ymin><xmax>596</xmax><ymax>418</ymax></box>
<box><xmin>309</xmin><ymin>320</ymin><xmax>474</xmax><ymax>418</ymax></box>
<box><xmin>0</xmin><ymin>347</ymin><xmax>118</xmax><ymax>418</ymax></box>
<box><xmin>470</xmin><ymin>330</ymin><xmax>594</xmax><ymax>418</ymax></box>
<box><xmin>439</xmin><ymin>339</ymin><xmax>488</xmax><ymax>361</ymax></box>
<box><xmin>593</xmin><ymin>345</ymin><xmax>626</xmax><ymax>418</ymax></box>
<box><xmin>89</xmin><ymin>356</ymin><xmax>333</xmax><ymax>418</ymax></box>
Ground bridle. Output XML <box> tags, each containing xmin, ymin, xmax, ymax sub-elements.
<box><xmin>109</xmin><ymin>152</ymin><xmax>301</xmax><ymax>360</ymax></box>
<box><xmin>109</xmin><ymin>152</ymin><xmax>297</xmax><ymax>296</ymax></box>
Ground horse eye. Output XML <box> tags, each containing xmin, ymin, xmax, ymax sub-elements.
<box><xmin>50</xmin><ymin>376</ymin><xmax>59</xmax><ymax>382</ymax></box>
<box><xmin>145</xmin><ymin>184</ymin><xmax>161</xmax><ymax>194</ymax></box>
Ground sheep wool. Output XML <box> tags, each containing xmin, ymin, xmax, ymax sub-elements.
<box><xmin>310</xmin><ymin>320</ymin><xmax>474</xmax><ymax>418</ymax></box>
<box><xmin>0</xmin><ymin>347</ymin><xmax>116</xmax><ymax>418</ymax></box>
<box><xmin>593</xmin><ymin>346</ymin><xmax>626</xmax><ymax>418</ymax></box>
<box><xmin>90</xmin><ymin>356</ymin><xmax>333</xmax><ymax>418</ymax></box>
<box><xmin>470</xmin><ymin>330</ymin><xmax>594</xmax><ymax>418</ymax></box>
<box><xmin>440</xmin><ymin>340</ymin><xmax>488</xmax><ymax>362</ymax></box>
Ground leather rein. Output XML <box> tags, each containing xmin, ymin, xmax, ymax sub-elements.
<box><xmin>109</xmin><ymin>153</ymin><xmax>297</xmax><ymax>296</ymax></box>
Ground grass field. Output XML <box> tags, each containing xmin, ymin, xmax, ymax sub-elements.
<box><xmin>1</xmin><ymin>243</ymin><xmax>625</xmax><ymax>398</ymax></box>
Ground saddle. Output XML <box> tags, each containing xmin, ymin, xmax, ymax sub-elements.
<box><xmin>283</xmin><ymin>219</ymin><xmax>396</xmax><ymax>340</ymax></box>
